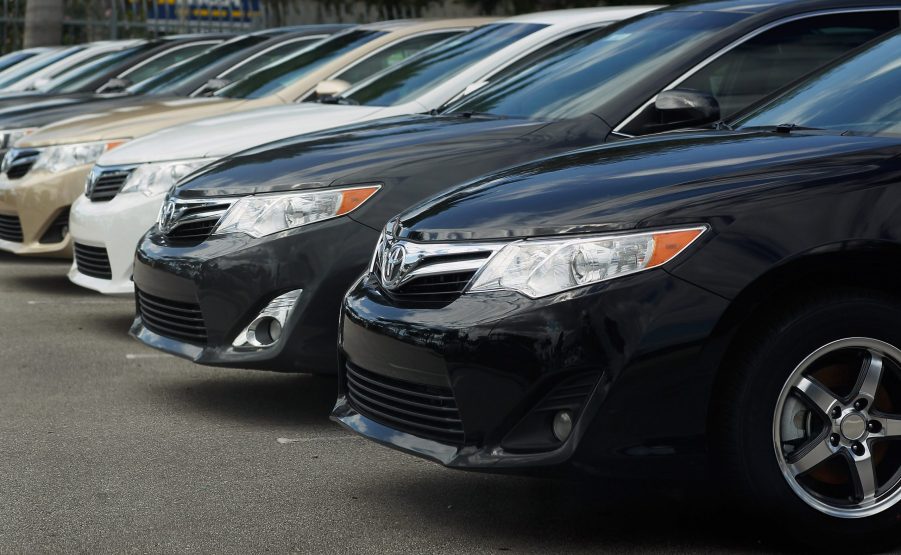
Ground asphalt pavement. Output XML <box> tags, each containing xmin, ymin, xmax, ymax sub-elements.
<box><xmin>0</xmin><ymin>251</ymin><xmax>785</xmax><ymax>553</ymax></box>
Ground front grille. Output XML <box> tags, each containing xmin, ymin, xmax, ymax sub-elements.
<box><xmin>166</xmin><ymin>219</ymin><xmax>220</xmax><ymax>244</ymax></box>
<box><xmin>136</xmin><ymin>288</ymin><xmax>207</xmax><ymax>345</ymax></box>
<box><xmin>86</xmin><ymin>168</ymin><xmax>133</xmax><ymax>202</ymax></box>
<box><xmin>0</xmin><ymin>213</ymin><xmax>23</xmax><ymax>242</ymax></box>
<box><xmin>74</xmin><ymin>243</ymin><xmax>112</xmax><ymax>279</ymax></box>
<box><xmin>39</xmin><ymin>208</ymin><xmax>69</xmax><ymax>244</ymax></box>
<box><xmin>346</xmin><ymin>362</ymin><xmax>464</xmax><ymax>445</ymax></box>
<box><xmin>161</xmin><ymin>199</ymin><xmax>232</xmax><ymax>246</ymax></box>
<box><xmin>4</xmin><ymin>148</ymin><xmax>39</xmax><ymax>179</ymax></box>
<box><xmin>380</xmin><ymin>270</ymin><xmax>477</xmax><ymax>308</ymax></box>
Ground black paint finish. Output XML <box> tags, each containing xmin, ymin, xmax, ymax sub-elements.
<box><xmin>132</xmin><ymin>0</ymin><xmax>901</xmax><ymax>377</ymax></box>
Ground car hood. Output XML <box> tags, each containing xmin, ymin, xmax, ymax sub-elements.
<box><xmin>178</xmin><ymin>114</ymin><xmax>549</xmax><ymax>195</ymax></box>
<box><xmin>0</xmin><ymin>94</ymin><xmax>172</xmax><ymax>130</ymax></box>
<box><xmin>17</xmin><ymin>97</ymin><xmax>245</xmax><ymax>146</ymax></box>
<box><xmin>0</xmin><ymin>92</ymin><xmax>101</xmax><ymax>112</ymax></box>
<box><xmin>397</xmin><ymin>130</ymin><xmax>900</xmax><ymax>241</ymax></box>
<box><xmin>101</xmin><ymin>103</ymin><xmax>396</xmax><ymax>165</ymax></box>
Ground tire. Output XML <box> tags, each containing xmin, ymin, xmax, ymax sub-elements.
<box><xmin>713</xmin><ymin>288</ymin><xmax>901</xmax><ymax>551</ymax></box>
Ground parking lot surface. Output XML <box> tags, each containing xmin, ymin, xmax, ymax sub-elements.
<box><xmin>0</xmin><ymin>252</ymin><xmax>781</xmax><ymax>553</ymax></box>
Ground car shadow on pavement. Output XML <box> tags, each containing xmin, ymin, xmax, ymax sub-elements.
<box><xmin>5</xmin><ymin>273</ymin><xmax>92</xmax><ymax>298</ymax></box>
<box><xmin>145</xmin><ymin>374</ymin><xmax>339</xmax><ymax>428</ymax></box>
<box><xmin>356</xmin><ymin>469</ymin><xmax>791</xmax><ymax>553</ymax></box>
<box><xmin>0</xmin><ymin>250</ymin><xmax>70</xmax><ymax>265</ymax></box>
<box><xmin>79</xmin><ymin>312</ymin><xmax>136</xmax><ymax>339</ymax></box>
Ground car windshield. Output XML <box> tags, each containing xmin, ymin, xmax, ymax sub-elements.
<box><xmin>216</xmin><ymin>30</ymin><xmax>386</xmax><ymax>99</ymax></box>
<box><xmin>734</xmin><ymin>33</ymin><xmax>901</xmax><ymax>137</ymax></box>
<box><xmin>343</xmin><ymin>22</ymin><xmax>546</xmax><ymax>107</ymax></box>
<box><xmin>0</xmin><ymin>51</ymin><xmax>38</xmax><ymax>74</ymax></box>
<box><xmin>47</xmin><ymin>43</ymin><xmax>157</xmax><ymax>93</ymax></box>
<box><xmin>128</xmin><ymin>35</ymin><xmax>269</xmax><ymax>94</ymax></box>
<box><xmin>0</xmin><ymin>46</ymin><xmax>83</xmax><ymax>89</ymax></box>
<box><xmin>447</xmin><ymin>10</ymin><xmax>744</xmax><ymax>121</ymax></box>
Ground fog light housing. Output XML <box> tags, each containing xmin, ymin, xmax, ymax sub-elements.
<box><xmin>232</xmin><ymin>289</ymin><xmax>302</xmax><ymax>349</ymax></box>
<box><xmin>552</xmin><ymin>410</ymin><xmax>574</xmax><ymax>442</ymax></box>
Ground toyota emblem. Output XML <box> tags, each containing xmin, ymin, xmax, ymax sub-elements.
<box><xmin>381</xmin><ymin>243</ymin><xmax>407</xmax><ymax>289</ymax></box>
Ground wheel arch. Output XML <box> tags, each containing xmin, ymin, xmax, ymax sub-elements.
<box><xmin>701</xmin><ymin>240</ymin><xmax>901</xmax><ymax>430</ymax></box>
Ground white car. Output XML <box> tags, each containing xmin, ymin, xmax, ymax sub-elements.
<box><xmin>68</xmin><ymin>6</ymin><xmax>658</xmax><ymax>295</ymax></box>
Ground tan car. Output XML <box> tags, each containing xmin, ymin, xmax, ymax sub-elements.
<box><xmin>0</xmin><ymin>18</ymin><xmax>490</xmax><ymax>257</ymax></box>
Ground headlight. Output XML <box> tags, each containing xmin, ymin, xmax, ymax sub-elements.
<box><xmin>214</xmin><ymin>185</ymin><xmax>381</xmax><ymax>238</ymax></box>
<box><xmin>468</xmin><ymin>226</ymin><xmax>707</xmax><ymax>298</ymax></box>
<box><xmin>1</xmin><ymin>127</ymin><xmax>37</xmax><ymax>150</ymax></box>
<box><xmin>32</xmin><ymin>140</ymin><xmax>126</xmax><ymax>174</ymax></box>
<box><xmin>118</xmin><ymin>159</ymin><xmax>209</xmax><ymax>197</ymax></box>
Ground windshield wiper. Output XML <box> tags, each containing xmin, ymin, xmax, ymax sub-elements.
<box><xmin>318</xmin><ymin>96</ymin><xmax>358</xmax><ymax>106</ymax></box>
<box><xmin>773</xmin><ymin>123</ymin><xmax>823</xmax><ymax>134</ymax></box>
<box><xmin>713</xmin><ymin>120</ymin><xmax>734</xmax><ymax>131</ymax></box>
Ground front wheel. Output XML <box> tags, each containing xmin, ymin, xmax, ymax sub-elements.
<box><xmin>715</xmin><ymin>290</ymin><xmax>901</xmax><ymax>549</ymax></box>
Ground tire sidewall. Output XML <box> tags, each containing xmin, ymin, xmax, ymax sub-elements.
<box><xmin>733</xmin><ymin>294</ymin><xmax>901</xmax><ymax>541</ymax></box>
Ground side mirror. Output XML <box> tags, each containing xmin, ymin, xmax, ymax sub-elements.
<box><xmin>97</xmin><ymin>77</ymin><xmax>131</xmax><ymax>94</ymax></box>
<box><xmin>314</xmin><ymin>79</ymin><xmax>351</xmax><ymax>99</ymax></box>
<box><xmin>652</xmin><ymin>89</ymin><xmax>720</xmax><ymax>131</ymax></box>
<box><xmin>197</xmin><ymin>77</ymin><xmax>230</xmax><ymax>96</ymax></box>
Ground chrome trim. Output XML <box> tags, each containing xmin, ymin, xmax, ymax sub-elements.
<box><xmin>158</xmin><ymin>196</ymin><xmax>235</xmax><ymax>236</ymax></box>
<box><xmin>375</xmin><ymin>231</ymin><xmax>506</xmax><ymax>291</ymax></box>
<box><xmin>613</xmin><ymin>7</ymin><xmax>901</xmax><ymax>134</ymax></box>
<box><xmin>85</xmin><ymin>164</ymin><xmax>136</xmax><ymax>199</ymax></box>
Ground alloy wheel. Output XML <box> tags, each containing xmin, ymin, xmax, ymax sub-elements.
<box><xmin>774</xmin><ymin>337</ymin><xmax>901</xmax><ymax>518</ymax></box>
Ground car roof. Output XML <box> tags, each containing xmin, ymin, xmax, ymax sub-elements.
<box><xmin>672</xmin><ymin>0</ymin><xmax>901</xmax><ymax>14</ymax></box>
<box><xmin>500</xmin><ymin>6</ymin><xmax>664</xmax><ymax>25</ymax></box>
<box><xmin>356</xmin><ymin>18</ymin><xmax>495</xmax><ymax>32</ymax></box>
<box><xmin>249</xmin><ymin>24</ymin><xmax>355</xmax><ymax>37</ymax></box>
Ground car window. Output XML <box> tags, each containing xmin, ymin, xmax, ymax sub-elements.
<box><xmin>621</xmin><ymin>11</ymin><xmax>901</xmax><ymax>134</ymax></box>
<box><xmin>128</xmin><ymin>35</ymin><xmax>270</xmax><ymax>94</ymax></box>
<box><xmin>448</xmin><ymin>26</ymin><xmax>597</xmax><ymax>105</ymax></box>
<box><xmin>447</xmin><ymin>10</ymin><xmax>744</xmax><ymax>121</ymax></box>
<box><xmin>215</xmin><ymin>30</ymin><xmax>387</xmax><ymax>99</ymax></box>
<box><xmin>121</xmin><ymin>42</ymin><xmax>218</xmax><ymax>84</ymax></box>
<box><xmin>0</xmin><ymin>47</ymin><xmax>83</xmax><ymax>88</ymax></box>
<box><xmin>217</xmin><ymin>37</ymin><xmax>322</xmax><ymax>82</ymax></box>
<box><xmin>46</xmin><ymin>44</ymin><xmax>158</xmax><ymax>93</ymax></box>
<box><xmin>342</xmin><ymin>23</ymin><xmax>545</xmax><ymax>107</ymax></box>
<box><xmin>681</xmin><ymin>12</ymin><xmax>899</xmax><ymax>119</ymax></box>
<box><xmin>735</xmin><ymin>33</ymin><xmax>901</xmax><ymax>137</ymax></box>
<box><xmin>330</xmin><ymin>30</ymin><xmax>469</xmax><ymax>102</ymax></box>
<box><xmin>0</xmin><ymin>51</ymin><xmax>37</xmax><ymax>74</ymax></box>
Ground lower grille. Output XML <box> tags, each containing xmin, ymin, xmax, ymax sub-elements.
<box><xmin>74</xmin><ymin>243</ymin><xmax>112</xmax><ymax>279</ymax></box>
<box><xmin>136</xmin><ymin>288</ymin><xmax>207</xmax><ymax>345</ymax></box>
<box><xmin>0</xmin><ymin>213</ymin><xmax>23</xmax><ymax>242</ymax></box>
<box><xmin>381</xmin><ymin>270</ymin><xmax>477</xmax><ymax>308</ymax></box>
<box><xmin>346</xmin><ymin>362</ymin><xmax>464</xmax><ymax>445</ymax></box>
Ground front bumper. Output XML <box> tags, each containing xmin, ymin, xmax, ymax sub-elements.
<box><xmin>0</xmin><ymin>165</ymin><xmax>91</xmax><ymax>257</ymax></box>
<box><xmin>130</xmin><ymin>216</ymin><xmax>380</xmax><ymax>373</ymax></box>
<box><xmin>333</xmin><ymin>269</ymin><xmax>730</xmax><ymax>475</ymax></box>
<box><xmin>68</xmin><ymin>190</ymin><xmax>165</xmax><ymax>295</ymax></box>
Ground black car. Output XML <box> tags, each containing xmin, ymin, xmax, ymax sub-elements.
<box><xmin>132</xmin><ymin>0</ymin><xmax>901</xmax><ymax>374</ymax></box>
<box><xmin>333</xmin><ymin>31</ymin><xmax>901</xmax><ymax>546</ymax></box>
<box><xmin>0</xmin><ymin>27</ymin><xmax>346</xmax><ymax>152</ymax></box>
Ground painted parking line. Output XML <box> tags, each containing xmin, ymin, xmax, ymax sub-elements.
<box><xmin>276</xmin><ymin>436</ymin><xmax>362</xmax><ymax>444</ymax></box>
<box><xmin>125</xmin><ymin>353</ymin><xmax>174</xmax><ymax>360</ymax></box>
<box><xmin>27</xmin><ymin>299</ymin><xmax>131</xmax><ymax>305</ymax></box>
